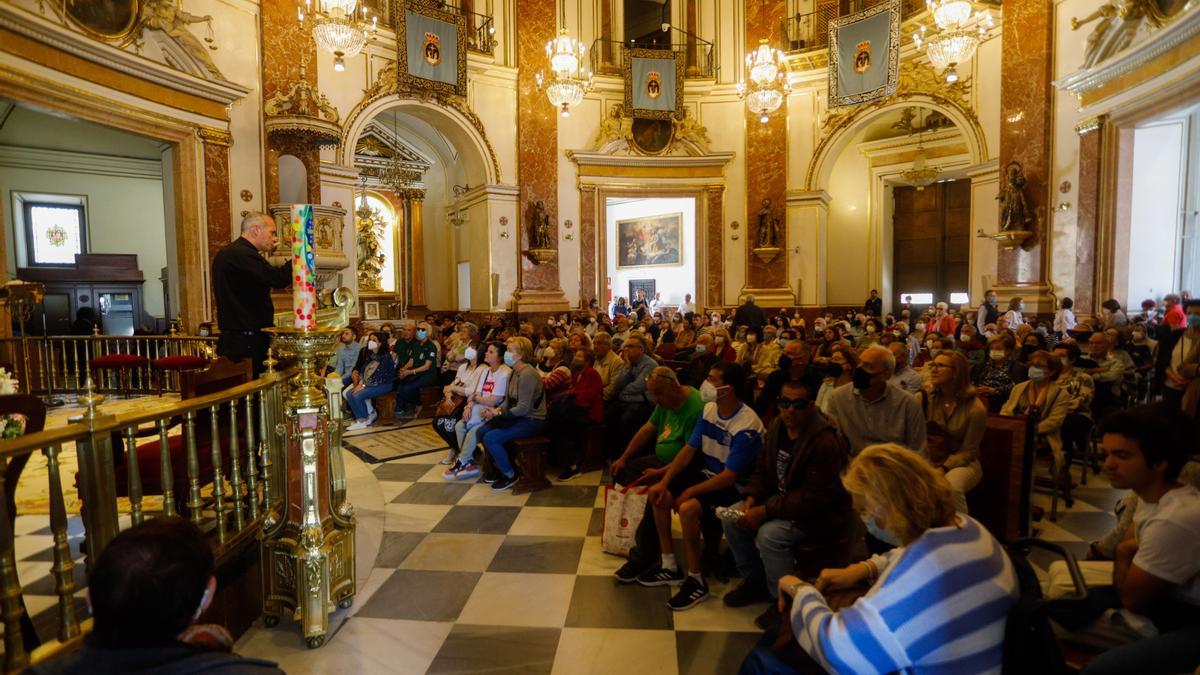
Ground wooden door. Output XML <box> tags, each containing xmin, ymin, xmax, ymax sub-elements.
<box><xmin>892</xmin><ymin>179</ymin><xmax>971</xmax><ymax>308</ymax></box>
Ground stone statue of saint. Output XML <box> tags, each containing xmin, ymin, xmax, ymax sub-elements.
<box><xmin>756</xmin><ymin>198</ymin><xmax>777</xmax><ymax>248</ymax></box>
<box><xmin>998</xmin><ymin>161</ymin><xmax>1034</xmax><ymax>232</ymax></box>
<box><xmin>530</xmin><ymin>200</ymin><xmax>552</xmax><ymax>250</ymax></box>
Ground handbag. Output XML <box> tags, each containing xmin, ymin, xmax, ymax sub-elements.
<box><xmin>601</xmin><ymin>482</ymin><xmax>649</xmax><ymax>556</ymax></box>
<box><xmin>435</xmin><ymin>393</ymin><xmax>465</xmax><ymax>419</ymax></box>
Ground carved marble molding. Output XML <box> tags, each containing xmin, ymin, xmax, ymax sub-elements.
<box><xmin>590</xmin><ymin>103</ymin><xmax>713</xmax><ymax>157</ymax></box>
<box><xmin>265</xmin><ymin>115</ymin><xmax>342</xmax><ymax>147</ymax></box>
<box><xmin>1075</xmin><ymin>115</ymin><xmax>1108</xmax><ymax>135</ymax></box>
<box><xmin>0</xmin><ymin>144</ymin><xmax>162</xmax><ymax>179</ymax></box>
<box><xmin>0</xmin><ymin>2</ymin><xmax>248</xmax><ymax>109</ymax></box>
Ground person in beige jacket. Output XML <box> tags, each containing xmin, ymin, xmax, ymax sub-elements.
<box><xmin>592</xmin><ymin>332</ymin><xmax>628</xmax><ymax>400</ymax></box>
<box><xmin>1001</xmin><ymin>349</ymin><xmax>1073</xmax><ymax>479</ymax></box>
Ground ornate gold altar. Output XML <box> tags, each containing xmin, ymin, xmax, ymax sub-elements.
<box><xmin>261</xmin><ymin>289</ymin><xmax>356</xmax><ymax>648</ymax></box>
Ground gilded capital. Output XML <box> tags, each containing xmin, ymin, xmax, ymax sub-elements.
<box><xmin>1075</xmin><ymin>115</ymin><xmax>1107</xmax><ymax>136</ymax></box>
<box><xmin>198</xmin><ymin>127</ymin><xmax>233</xmax><ymax>147</ymax></box>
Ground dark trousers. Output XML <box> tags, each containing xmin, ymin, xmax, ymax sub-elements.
<box><xmin>549</xmin><ymin>404</ymin><xmax>594</xmax><ymax>467</ymax></box>
<box><xmin>396</xmin><ymin>372</ymin><xmax>436</xmax><ymax>408</ymax></box>
<box><xmin>605</xmin><ymin>400</ymin><xmax>653</xmax><ymax>457</ymax></box>
<box><xmin>623</xmin><ymin>456</ymin><xmax>727</xmax><ymax>570</ymax></box>
<box><xmin>433</xmin><ymin>413</ymin><xmax>461</xmax><ymax>452</ymax></box>
<box><xmin>217</xmin><ymin>331</ymin><xmax>270</xmax><ymax>378</ymax></box>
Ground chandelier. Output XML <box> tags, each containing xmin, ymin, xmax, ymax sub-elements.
<box><xmin>536</xmin><ymin>2</ymin><xmax>593</xmax><ymax>118</ymax></box>
<box><xmin>900</xmin><ymin>110</ymin><xmax>942</xmax><ymax>190</ymax></box>
<box><xmin>913</xmin><ymin>0</ymin><xmax>993</xmax><ymax>83</ymax></box>
<box><xmin>737</xmin><ymin>2</ymin><xmax>790</xmax><ymax>125</ymax></box>
<box><xmin>299</xmin><ymin>0</ymin><xmax>377</xmax><ymax>72</ymax></box>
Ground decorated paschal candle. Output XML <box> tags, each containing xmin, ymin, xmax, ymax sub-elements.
<box><xmin>290</xmin><ymin>204</ymin><xmax>317</xmax><ymax>330</ymax></box>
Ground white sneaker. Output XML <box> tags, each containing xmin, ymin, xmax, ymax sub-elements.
<box><xmin>439</xmin><ymin>450</ymin><xmax>456</xmax><ymax>465</ymax></box>
<box><xmin>347</xmin><ymin>420</ymin><xmax>369</xmax><ymax>431</ymax></box>
<box><xmin>367</xmin><ymin>410</ymin><xmax>379</xmax><ymax>425</ymax></box>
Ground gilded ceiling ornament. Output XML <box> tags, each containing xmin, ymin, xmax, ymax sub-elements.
<box><xmin>590</xmin><ymin>103</ymin><xmax>712</xmax><ymax>157</ymax></box>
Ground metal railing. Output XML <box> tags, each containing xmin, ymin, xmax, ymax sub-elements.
<box><xmin>0</xmin><ymin>334</ymin><xmax>218</xmax><ymax>397</ymax></box>
<box><xmin>782</xmin><ymin>0</ymin><xmax>927</xmax><ymax>54</ymax></box>
<box><xmin>589</xmin><ymin>36</ymin><xmax>717</xmax><ymax>79</ymax></box>
<box><xmin>364</xmin><ymin>0</ymin><xmax>497</xmax><ymax>55</ymax></box>
<box><xmin>0</xmin><ymin>368</ymin><xmax>296</xmax><ymax>671</ymax></box>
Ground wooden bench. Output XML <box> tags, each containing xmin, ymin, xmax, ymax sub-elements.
<box><xmin>967</xmin><ymin>414</ymin><xmax>1030</xmax><ymax>541</ymax></box>
<box><xmin>417</xmin><ymin>386</ymin><xmax>441</xmax><ymax>419</ymax></box>
<box><xmin>580</xmin><ymin>423</ymin><xmax>607</xmax><ymax>473</ymax></box>
<box><xmin>481</xmin><ymin>435</ymin><xmax>552</xmax><ymax>495</ymax></box>
<box><xmin>375</xmin><ymin>392</ymin><xmax>397</xmax><ymax>425</ymax></box>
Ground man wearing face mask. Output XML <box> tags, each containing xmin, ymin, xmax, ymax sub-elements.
<box><xmin>722</xmin><ymin>380</ymin><xmax>852</xmax><ymax>629</ymax></box>
<box><xmin>1127</xmin><ymin>324</ymin><xmax>1158</xmax><ymax>402</ymax></box>
<box><xmin>750</xmin><ymin>326</ymin><xmax>783</xmax><ymax>385</ymax></box>
<box><xmin>30</xmin><ymin>518</ymin><xmax>283</xmax><ymax>675</ymax></box>
<box><xmin>395</xmin><ymin>322</ymin><xmax>439</xmax><ymax>418</ymax></box>
<box><xmin>680</xmin><ymin>334</ymin><xmax>720</xmax><ymax>388</ymax></box>
<box><xmin>592</xmin><ymin>333</ymin><xmax>627</xmax><ymax>401</ymax></box>
<box><xmin>825</xmin><ymin>345</ymin><xmax>927</xmax><ymax>457</ymax></box>
<box><xmin>756</xmin><ymin>340</ymin><xmax>823</xmax><ymax>420</ymax></box>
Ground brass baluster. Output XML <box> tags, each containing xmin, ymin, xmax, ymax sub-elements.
<box><xmin>257</xmin><ymin>389</ymin><xmax>272</xmax><ymax>510</ymax></box>
<box><xmin>244</xmin><ymin>395</ymin><xmax>259</xmax><ymax>519</ymax></box>
<box><xmin>0</xmin><ymin>456</ymin><xmax>27</xmax><ymax>672</ymax></box>
<box><xmin>158</xmin><ymin>418</ymin><xmax>175</xmax><ymax>517</ymax></box>
<box><xmin>43</xmin><ymin>444</ymin><xmax>81</xmax><ymax>641</ymax></box>
<box><xmin>227</xmin><ymin>401</ymin><xmax>244</xmax><ymax>531</ymax></box>
<box><xmin>48</xmin><ymin>339</ymin><xmax>58</xmax><ymax>393</ymax></box>
<box><xmin>185</xmin><ymin>410</ymin><xmax>202</xmax><ymax>524</ymax></box>
<box><xmin>69</xmin><ymin>339</ymin><xmax>79</xmax><ymax>391</ymax></box>
<box><xmin>122</xmin><ymin>426</ymin><xmax>144</xmax><ymax>526</ymax></box>
<box><xmin>209</xmin><ymin>404</ymin><xmax>227</xmax><ymax>544</ymax></box>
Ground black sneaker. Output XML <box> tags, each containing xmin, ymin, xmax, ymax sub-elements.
<box><xmin>491</xmin><ymin>474</ymin><xmax>517</xmax><ymax>492</ymax></box>
<box><xmin>754</xmin><ymin>602</ymin><xmax>781</xmax><ymax>631</ymax></box>
<box><xmin>481</xmin><ymin>471</ymin><xmax>499</xmax><ymax>484</ymax></box>
<box><xmin>613</xmin><ymin>560</ymin><xmax>648</xmax><ymax>584</ymax></box>
<box><xmin>636</xmin><ymin>565</ymin><xmax>685</xmax><ymax>587</ymax></box>
<box><xmin>556</xmin><ymin>466</ymin><xmax>580</xmax><ymax>482</ymax></box>
<box><xmin>668</xmin><ymin>576</ymin><xmax>709</xmax><ymax>611</ymax></box>
<box><xmin>723</xmin><ymin>579</ymin><xmax>770</xmax><ymax>607</ymax></box>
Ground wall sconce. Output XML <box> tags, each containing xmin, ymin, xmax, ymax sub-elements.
<box><xmin>498</xmin><ymin>216</ymin><xmax>510</xmax><ymax>238</ymax></box>
<box><xmin>730</xmin><ymin>220</ymin><xmax>740</xmax><ymax>241</ymax></box>
<box><xmin>1056</xmin><ymin>202</ymin><xmax>1071</xmax><ymax>212</ymax></box>
<box><xmin>563</xmin><ymin>219</ymin><xmax>574</xmax><ymax>240</ymax></box>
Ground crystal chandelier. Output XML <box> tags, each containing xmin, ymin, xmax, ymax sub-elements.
<box><xmin>900</xmin><ymin>111</ymin><xmax>942</xmax><ymax>190</ymax></box>
<box><xmin>737</xmin><ymin>30</ymin><xmax>790</xmax><ymax>123</ymax></box>
<box><xmin>913</xmin><ymin>0</ymin><xmax>993</xmax><ymax>83</ymax></box>
<box><xmin>536</xmin><ymin>2</ymin><xmax>593</xmax><ymax>118</ymax></box>
<box><xmin>299</xmin><ymin>0</ymin><xmax>377</xmax><ymax>72</ymax></box>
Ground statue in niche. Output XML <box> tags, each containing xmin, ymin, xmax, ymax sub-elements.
<box><xmin>355</xmin><ymin>207</ymin><xmax>386</xmax><ymax>291</ymax></box>
<box><xmin>530</xmin><ymin>200</ymin><xmax>553</xmax><ymax>250</ymax></box>
<box><xmin>997</xmin><ymin>161</ymin><xmax>1035</xmax><ymax>233</ymax></box>
<box><xmin>756</xmin><ymin>198</ymin><xmax>779</xmax><ymax>248</ymax></box>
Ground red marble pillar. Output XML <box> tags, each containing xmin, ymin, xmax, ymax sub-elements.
<box><xmin>997</xmin><ymin>0</ymin><xmax>1054</xmax><ymax>305</ymax></box>
<box><xmin>1073</xmin><ymin>117</ymin><xmax>1106</xmax><ymax>317</ymax></box>
<box><xmin>201</xmin><ymin>132</ymin><xmax>233</xmax><ymax>265</ymax></box>
<box><xmin>261</xmin><ymin>0</ymin><xmax>321</xmax><ymax>205</ymax></box>
<box><xmin>743</xmin><ymin>0</ymin><xmax>792</xmax><ymax>306</ymax></box>
<box><xmin>706</xmin><ymin>187</ymin><xmax>725</xmax><ymax>308</ymax></box>
<box><xmin>579</xmin><ymin>186</ymin><xmax>597</xmax><ymax>306</ymax></box>
<box><xmin>685</xmin><ymin>0</ymin><xmax>699</xmax><ymax>76</ymax></box>
<box><xmin>512</xmin><ymin>0</ymin><xmax>568</xmax><ymax>313</ymax></box>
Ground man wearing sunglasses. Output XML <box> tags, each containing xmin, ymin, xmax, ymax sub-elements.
<box><xmin>720</xmin><ymin>380</ymin><xmax>853</xmax><ymax>631</ymax></box>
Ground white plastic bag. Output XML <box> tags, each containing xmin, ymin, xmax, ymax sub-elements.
<box><xmin>601</xmin><ymin>484</ymin><xmax>649</xmax><ymax>556</ymax></box>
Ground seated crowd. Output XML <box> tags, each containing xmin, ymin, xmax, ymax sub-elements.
<box><xmin>314</xmin><ymin>290</ymin><xmax>1200</xmax><ymax>673</ymax></box>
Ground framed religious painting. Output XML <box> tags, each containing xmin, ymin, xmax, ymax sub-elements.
<box><xmin>63</xmin><ymin>0</ymin><xmax>140</xmax><ymax>41</ymax></box>
<box><xmin>623</xmin><ymin>48</ymin><xmax>685</xmax><ymax>120</ymax></box>
<box><xmin>616</xmin><ymin>213</ymin><xmax>683</xmax><ymax>269</ymax></box>
<box><xmin>363</xmin><ymin>301</ymin><xmax>381</xmax><ymax>321</ymax></box>
<box><xmin>393</xmin><ymin>0</ymin><xmax>467</xmax><ymax>97</ymax></box>
<box><xmin>630</xmin><ymin>118</ymin><xmax>674</xmax><ymax>155</ymax></box>
<box><xmin>827</xmin><ymin>0</ymin><xmax>900</xmax><ymax>108</ymax></box>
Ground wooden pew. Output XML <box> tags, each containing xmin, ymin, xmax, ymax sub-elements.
<box><xmin>967</xmin><ymin>413</ymin><xmax>1031</xmax><ymax>542</ymax></box>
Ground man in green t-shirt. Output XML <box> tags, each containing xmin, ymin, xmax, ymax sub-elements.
<box><xmin>611</xmin><ymin>367</ymin><xmax>705</xmax><ymax>583</ymax></box>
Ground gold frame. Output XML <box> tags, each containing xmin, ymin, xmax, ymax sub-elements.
<box><xmin>61</xmin><ymin>0</ymin><xmax>141</xmax><ymax>43</ymax></box>
<box><xmin>827</xmin><ymin>0</ymin><xmax>901</xmax><ymax>108</ymax></box>
<box><xmin>623</xmin><ymin>48</ymin><xmax>686</xmax><ymax>120</ymax></box>
<box><xmin>614</xmin><ymin>211</ymin><xmax>684</xmax><ymax>269</ymax></box>
<box><xmin>393</xmin><ymin>1</ymin><xmax>468</xmax><ymax>98</ymax></box>
<box><xmin>630</xmin><ymin>118</ymin><xmax>676</xmax><ymax>156</ymax></box>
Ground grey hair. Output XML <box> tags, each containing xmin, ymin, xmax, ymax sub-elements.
<box><xmin>746</xmin><ymin>294</ymin><xmax>757</xmax><ymax>304</ymax></box>
<box><xmin>240</xmin><ymin>211</ymin><xmax>274</xmax><ymax>232</ymax></box>
<box><xmin>648</xmin><ymin>366</ymin><xmax>679</xmax><ymax>386</ymax></box>
<box><xmin>864</xmin><ymin>344</ymin><xmax>896</xmax><ymax>374</ymax></box>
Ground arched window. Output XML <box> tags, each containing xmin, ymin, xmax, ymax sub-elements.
<box><xmin>363</xmin><ymin>193</ymin><xmax>397</xmax><ymax>293</ymax></box>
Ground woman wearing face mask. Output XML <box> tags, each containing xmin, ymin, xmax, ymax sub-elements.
<box><xmin>912</xmin><ymin>330</ymin><xmax>943</xmax><ymax>368</ymax></box>
<box><xmin>972</xmin><ymin>335</ymin><xmax>1018</xmax><ymax>413</ymax></box>
<box><xmin>1164</xmin><ymin>302</ymin><xmax>1200</xmax><ymax>413</ymax></box>
<box><xmin>855</xmin><ymin>319</ymin><xmax>882</xmax><ymax>349</ymax></box>
<box><xmin>1001</xmin><ymin>350</ymin><xmax>1071</xmax><ymax>479</ymax></box>
<box><xmin>1098</xmin><ymin>298</ymin><xmax>1128</xmax><ymax>330</ymax></box>
<box><xmin>736</xmin><ymin>327</ymin><xmax>764</xmax><ymax>370</ymax></box>
<box><xmin>432</xmin><ymin>340</ymin><xmax>486</xmax><ymax>464</ymax></box>
<box><xmin>815</xmin><ymin>345</ymin><xmax>857</xmax><ymax>414</ymax></box>
<box><xmin>1001</xmin><ymin>296</ymin><xmax>1026</xmax><ymax>333</ymax></box>
<box><xmin>475</xmin><ymin>337</ymin><xmax>548</xmax><ymax>492</ymax></box>
<box><xmin>1127</xmin><ymin>324</ymin><xmax>1157</xmax><ymax>401</ymax></box>
<box><xmin>712</xmin><ymin>327</ymin><xmax>737</xmax><ymax>362</ymax></box>
<box><xmin>395</xmin><ymin>322</ymin><xmax>439</xmax><ymax>418</ymax></box>
<box><xmin>920</xmin><ymin>352</ymin><xmax>987</xmax><ymax>513</ymax></box>
<box><xmin>550</xmin><ymin>347</ymin><xmax>605</xmax><ymax>481</ymax></box>
<box><xmin>345</xmin><ymin>332</ymin><xmax>398</xmax><ymax>431</ymax></box>
<box><xmin>541</xmin><ymin>337</ymin><xmax>573</xmax><ymax>397</ymax></box>
<box><xmin>444</xmin><ymin>342</ymin><xmax>511</xmax><ymax>481</ymax></box>
<box><xmin>762</xmin><ymin>444</ymin><xmax>1017</xmax><ymax>675</ymax></box>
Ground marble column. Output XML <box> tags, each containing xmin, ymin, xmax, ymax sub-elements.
<box><xmin>512</xmin><ymin>0</ymin><xmax>569</xmax><ymax>314</ymax></box>
<box><xmin>200</xmin><ymin>129</ymin><xmax>233</xmax><ymax>266</ymax></box>
<box><xmin>996</xmin><ymin>0</ymin><xmax>1055</xmax><ymax>311</ymax></box>
<box><xmin>706</xmin><ymin>187</ymin><xmax>725</xmax><ymax>308</ymax></box>
<box><xmin>261</xmin><ymin>0</ymin><xmax>321</xmax><ymax>205</ymax></box>
<box><xmin>685</xmin><ymin>0</ymin><xmax>699</xmax><ymax>76</ymax></box>
<box><xmin>578</xmin><ymin>186</ymin><xmax>598</xmax><ymax>306</ymax></box>
<box><xmin>404</xmin><ymin>189</ymin><xmax>427</xmax><ymax>308</ymax></box>
<box><xmin>742</xmin><ymin>0</ymin><xmax>793</xmax><ymax>307</ymax></box>
<box><xmin>1073</xmin><ymin>117</ymin><xmax>1106</xmax><ymax>318</ymax></box>
<box><xmin>600</xmin><ymin>0</ymin><xmax>616</xmax><ymax>72</ymax></box>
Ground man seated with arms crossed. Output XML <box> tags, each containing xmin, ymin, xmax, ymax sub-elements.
<box><xmin>723</xmin><ymin>379</ymin><xmax>852</xmax><ymax>631</ymax></box>
<box><xmin>611</xmin><ymin>367</ymin><xmax>706</xmax><ymax>584</ymax></box>
<box><xmin>31</xmin><ymin>518</ymin><xmax>282</xmax><ymax>674</ymax></box>
<box><xmin>1056</xmin><ymin>404</ymin><xmax>1200</xmax><ymax>675</ymax></box>
<box><xmin>640</xmin><ymin>362</ymin><xmax>765</xmax><ymax>610</ymax></box>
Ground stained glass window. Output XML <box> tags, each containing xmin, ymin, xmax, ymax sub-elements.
<box><xmin>23</xmin><ymin>202</ymin><xmax>87</xmax><ymax>266</ymax></box>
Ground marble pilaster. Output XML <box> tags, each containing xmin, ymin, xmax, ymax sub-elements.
<box><xmin>579</xmin><ymin>187</ymin><xmax>597</xmax><ymax>306</ymax></box>
<box><xmin>706</xmin><ymin>187</ymin><xmax>724</xmax><ymax>309</ymax></box>
<box><xmin>201</xmin><ymin>132</ymin><xmax>233</xmax><ymax>266</ymax></box>
<box><xmin>1074</xmin><ymin>117</ymin><xmax>1106</xmax><ymax>317</ymax></box>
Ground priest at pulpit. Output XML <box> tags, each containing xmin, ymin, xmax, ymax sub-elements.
<box><xmin>211</xmin><ymin>212</ymin><xmax>292</xmax><ymax>376</ymax></box>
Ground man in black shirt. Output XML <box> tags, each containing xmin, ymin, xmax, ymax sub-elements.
<box><xmin>732</xmin><ymin>294</ymin><xmax>767</xmax><ymax>334</ymax></box>
<box><xmin>863</xmin><ymin>289</ymin><xmax>883</xmax><ymax>317</ymax></box>
<box><xmin>211</xmin><ymin>212</ymin><xmax>292</xmax><ymax>376</ymax></box>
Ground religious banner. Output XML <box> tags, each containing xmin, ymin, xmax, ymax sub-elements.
<box><xmin>623</xmin><ymin>48</ymin><xmax>685</xmax><ymax>119</ymax></box>
<box><xmin>394</xmin><ymin>0</ymin><xmax>467</xmax><ymax>97</ymax></box>
<box><xmin>827</xmin><ymin>0</ymin><xmax>900</xmax><ymax>108</ymax></box>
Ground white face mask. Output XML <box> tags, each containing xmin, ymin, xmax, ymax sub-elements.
<box><xmin>746</xmin><ymin>334</ymin><xmax>758</xmax><ymax>344</ymax></box>
<box><xmin>464</xmin><ymin>347</ymin><xmax>478</xmax><ymax>362</ymax></box>
<box><xmin>368</xmin><ymin>340</ymin><xmax>379</xmax><ymax>351</ymax></box>
<box><xmin>543</xmin><ymin>348</ymin><xmax>556</xmax><ymax>360</ymax></box>
<box><xmin>699</xmin><ymin>380</ymin><xmax>721</xmax><ymax>402</ymax></box>
<box><xmin>989</xmin><ymin>349</ymin><xmax>1006</xmax><ymax>361</ymax></box>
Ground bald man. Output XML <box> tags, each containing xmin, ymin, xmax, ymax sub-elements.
<box><xmin>211</xmin><ymin>212</ymin><xmax>293</xmax><ymax>376</ymax></box>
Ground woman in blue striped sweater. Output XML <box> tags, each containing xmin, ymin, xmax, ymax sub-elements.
<box><xmin>749</xmin><ymin>443</ymin><xmax>1019</xmax><ymax>674</ymax></box>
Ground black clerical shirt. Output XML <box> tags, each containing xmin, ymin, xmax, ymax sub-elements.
<box><xmin>211</xmin><ymin>237</ymin><xmax>293</xmax><ymax>331</ymax></box>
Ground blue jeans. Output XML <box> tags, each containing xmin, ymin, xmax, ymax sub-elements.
<box><xmin>722</xmin><ymin>506</ymin><xmax>805</xmax><ymax>599</ymax></box>
<box><xmin>477</xmin><ymin>417</ymin><xmax>544</xmax><ymax>478</ymax></box>
<box><xmin>396</xmin><ymin>373</ymin><xmax>436</xmax><ymax>408</ymax></box>
<box><xmin>346</xmin><ymin>383</ymin><xmax>392</xmax><ymax>421</ymax></box>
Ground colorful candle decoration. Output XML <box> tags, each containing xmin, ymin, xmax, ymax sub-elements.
<box><xmin>291</xmin><ymin>204</ymin><xmax>317</xmax><ymax>330</ymax></box>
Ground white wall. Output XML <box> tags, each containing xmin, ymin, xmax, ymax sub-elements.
<box><xmin>1127</xmin><ymin>121</ymin><xmax>1186</xmax><ymax>305</ymax></box>
<box><xmin>605</xmin><ymin>197</ymin><xmax>696</xmax><ymax>307</ymax></box>
<box><xmin>825</xmin><ymin>134</ymin><xmax>873</xmax><ymax>305</ymax></box>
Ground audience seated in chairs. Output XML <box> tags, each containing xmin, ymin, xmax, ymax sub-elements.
<box><xmin>327</xmin><ymin>326</ymin><xmax>362</xmax><ymax>386</ymax></box>
<box><xmin>641</xmin><ymin>361</ymin><xmax>765</xmax><ymax>611</ymax></box>
<box><xmin>722</xmin><ymin>379</ymin><xmax>852</xmax><ymax>631</ymax></box>
<box><xmin>591</xmin><ymin>332</ymin><xmax>627</xmax><ymax>402</ymax></box>
<box><xmin>1001</xmin><ymin>349</ymin><xmax>1071</xmax><ymax>490</ymax></box>
<box><xmin>679</xmin><ymin>333</ymin><xmax>720</xmax><ymax>389</ymax></box>
<box><xmin>443</xmin><ymin>341</ymin><xmax>510</xmax><ymax>482</ymax></box>
<box><xmin>885</xmin><ymin>340</ymin><xmax>923</xmax><ymax>394</ymax></box>
<box><xmin>1051</xmin><ymin>404</ymin><xmax>1200</xmax><ymax>675</ymax></box>
<box><xmin>755</xmin><ymin>340</ymin><xmax>823</xmax><ymax>423</ymax></box>
<box><xmin>475</xmin><ymin>336</ymin><xmax>546</xmax><ymax>492</ymax></box>
<box><xmin>550</xmin><ymin>346</ymin><xmax>605</xmax><ymax>481</ymax></box>
<box><xmin>825</xmin><ymin>345</ymin><xmax>927</xmax><ymax>457</ymax></box>
<box><xmin>29</xmin><ymin>518</ymin><xmax>282</xmax><ymax>675</ymax></box>
<box><xmin>604</xmin><ymin>333</ymin><xmax>657</xmax><ymax>455</ymax></box>
<box><xmin>431</xmin><ymin>340</ymin><xmax>484</xmax><ymax>465</ymax></box>
<box><xmin>973</xmin><ymin>334</ymin><xmax>1019</xmax><ymax>413</ymax></box>
<box><xmin>814</xmin><ymin>345</ymin><xmax>855</xmax><ymax>414</ymax></box>
<box><xmin>743</xmin><ymin>443</ymin><xmax>1018</xmax><ymax>675</ymax></box>
<box><xmin>345</xmin><ymin>332</ymin><xmax>396</xmax><ymax>431</ymax></box>
<box><xmin>919</xmin><ymin>350</ymin><xmax>987</xmax><ymax>513</ymax></box>
<box><xmin>394</xmin><ymin>321</ymin><xmax>439</xmax><ymax>419</ymax></box>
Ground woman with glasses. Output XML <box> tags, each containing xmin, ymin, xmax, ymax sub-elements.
<box><xmin>920</xmin><ymin>351</ymin><xmax>987</xmax><ymax>513</ymax></box>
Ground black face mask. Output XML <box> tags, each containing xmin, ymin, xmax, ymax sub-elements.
<box><xmin>852</xmin><ymin>367</ymin><xmax>874</xmax><ymax>390</ymax></box>
<box><xmin>778</xmin><ymin>355</ymin><xmax>792</xmax><ymax>371</ymax></box>
<box><xmin>826</xmin><ymin>363</ymin><xmax>843</xmax><ymax>378</ymax></box>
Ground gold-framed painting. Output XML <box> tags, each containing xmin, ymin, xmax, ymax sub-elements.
<box><xmin>623</xmin><ymin>48</ymin><xmax>685</xmax><ymax>120</ymax></box>
<box><xmin>363</xmin><ymin>301</ymin><xmax>381</xmax><ymax>321</ymax></box>
<box><xmin>827</xmin><ymin>0</ymin><xmax>900</xmax><ymax>108</ymax></box>
<box><xmin>393</xmin><ymin>0</ymin><xmax>468</xmax><ymax>98</ymax></box>
<box><xmin>616</xmin><ymin>213</ymin><xmax>683</xmax><ymax>269</ymax></box>
<box><xmin>630</xmin><ymin>118</ymin><xmax>675</xmax><ymax>155</ymax></box>
<box><xmin>63</xmin><ymin>0</ymin><xmax>141</xmax><ymax>42</ymax></box>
